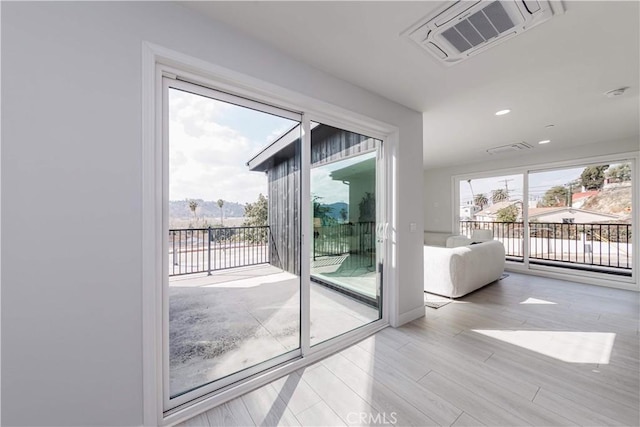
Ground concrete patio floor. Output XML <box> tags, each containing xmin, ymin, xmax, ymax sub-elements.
<box><xmin>169</xmin><ymin>264</ymin><xmax>379</xmax><ymax>397</ymax></box>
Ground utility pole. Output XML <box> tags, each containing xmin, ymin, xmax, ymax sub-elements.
<box><xmin>498</xmin><ymin>178</ymin><xmax>514</xmax><ymax>198</ymax></box>
<box><xmin>467</xmin><ymin>179</ymin><xmax>475</xmax><ymax>205</ymax></box>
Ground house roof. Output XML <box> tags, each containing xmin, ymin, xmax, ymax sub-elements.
<box><xmin>572</xmin><ymin>191</ymin><xmax>599</xmax><ymax>202</ymax></box>
<box><xmin>527</xmin><ymin>207</ymin><xmax>565</xmax><ymax>217</ymax></box>
<box><xmin>247</xmin><ymin>122</ymin><xmax>319</xmax><ymax>172</ymax></box>
<box><xmin>528</xmin><ymin>207</ymin><xmax>620</xmax><ymax>220</ymax></box>
<box><xmin>476</xmin><ymin>201</ymin><xmax>520</xmax><ymax>216</ymax></box>
<box><xmin>330</xmin><ymin>157</ymin><xmax>375</xmax><ymax>182</ymax></box>
<box><xmin>477</xmin><ymin>203</ymin><xmax>620</xmax><ymax>221</ymax></box>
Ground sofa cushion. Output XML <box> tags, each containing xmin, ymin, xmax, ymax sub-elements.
<box><xmin>470</xmin><ymin>229</ymin><xmax>493</xmax><ymax>242</ymax></box>
<box><xmin>424</xmin><ymin>231</ymin><xmax>452</xmax><ymax>247</ymax></box>
<box><xmin>446</xmin><ymin>235</ymin><xmax>473</xmax><ymax>248</ymax></box>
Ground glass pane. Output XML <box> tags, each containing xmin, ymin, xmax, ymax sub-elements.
<box><xmin>459</xmin><ymin>174</ymin><xmax>524</xmax><ymax>260</ymax></box>
<box><xmin>309</xmin><ymin>122</ymin><xmax>382</xmax><ymax>346</ymax></box>
<box><xmin>168</xmin><ymin>87</ymin><xmax>301</xmax><ymax>398</ymax></box>
<box><xmin>528</xmin><ymin>162</ymin><xmax>633</xmax><ymax>275</ymax></box>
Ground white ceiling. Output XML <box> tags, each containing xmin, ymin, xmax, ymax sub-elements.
<box><xmin>184</xmin><ymin>1</ymin><xmax>639</xmax><ymax>169</ymax></box>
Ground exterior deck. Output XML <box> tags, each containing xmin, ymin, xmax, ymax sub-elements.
<box><xmin>169</xmin><ymin>264</ymin><xmax>378</xmax><ymax>396</ymax></box>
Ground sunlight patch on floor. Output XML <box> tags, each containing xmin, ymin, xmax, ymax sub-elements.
<box><xmin>473</xmin><ymin>329</ymin><xmax>615</xmax><ymax>363</ymax></box>
<box><xmin>202</xmin><ymin>272</ymin><xmax>296</xmax><ymax>288</ymax></box>
<box><xmin>519</xmin><ymin>297</ymin><xmax>557</xmax><ymax>305</ymax></box>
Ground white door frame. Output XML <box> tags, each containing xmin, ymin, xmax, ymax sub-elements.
<box><xmin>142</xmin><ymin>42</ymin><xmax>399</xmax><ymax>426</ymax></box>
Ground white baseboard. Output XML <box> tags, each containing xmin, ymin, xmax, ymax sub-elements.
<box><xmin>394</xmin><ymin>305</ymin><xmax>425</xmax><ymax>327</ymax></box>
<box><xmin>505</xmin><ymin>265</ymin><xmax>638</xmax><ymax>291</ymax></box>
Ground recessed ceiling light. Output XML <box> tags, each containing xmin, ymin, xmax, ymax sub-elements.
<box><xmin>538</xmin><ymin>140</ymin><xmax>551</xmax><ymax>144</ymax></box>
<box><xmin>495</xmin><ymin>109</ymin><xmax>511</xmax><ymax>116</ymax></box>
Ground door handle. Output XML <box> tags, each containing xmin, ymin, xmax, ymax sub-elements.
<box><xmin>376</xmin><ymin>223</ymin><xmax>388</xmax><ymax>243</ymax></box>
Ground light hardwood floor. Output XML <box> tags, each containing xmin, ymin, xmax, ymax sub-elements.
<box><xmin>178</xmin><ymin>272</ymin><xmax>640</xmax><ymax>426</ymax></box>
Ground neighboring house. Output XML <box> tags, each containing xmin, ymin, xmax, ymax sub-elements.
<box><xmin>476</xmin><ymin>202</ymin><xmax>620</xmax><ymax>224</ymax></box>
<box><xmin>474</xmin><ymin>201</ymin><xmax>521</xmax><ymax>222</ymax></box>
<box><xmin>528</xmin><ymin>207</ymin><xmax>620</xmax><ymax>224</ymax></box>
<box><xmin>571</xmin><ymin>190</ymin><xmax>599</xmax><ymax>209</ymax></box>
<box><xmin>460</xmin><ymin>203</ymin><xmax>480</xmax><ymax>220</ymax></box>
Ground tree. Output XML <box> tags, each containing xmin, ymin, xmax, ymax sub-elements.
<box><xmin>606</xmin><ymin>163</ymin><xmax>632</xmax><ymax>182</ymax></box>
<box><xmin>474</xmin><ymin>193</ymin><xmax>489</xmax><ymax>210</ymax></box>
<box><xmin>217</xmin><ymin>199</ymin><xmax>225</xmax><ymax>226</ymax></box>
<box><xmin>580</xmin><ymin>165</ymin><xmax>609</xmax><ymax>190</ymax></box>
<box><xmin>188</xmin><ymin>199</ymin><xmax>198</xmax><ymax>219</ymax></box>
<box><xmin>339</xmin><ymin>207</ymin><xmax>348</xmax><ymax>223</ymax></box>
<box><xmin>496</xmin><ymin>204</ymin><xmax>518</xmax><ymax>222</ymax></box>
<box><xmin>312</xmin><ymin>196</ymin><xmax>331</xmax><ymax>224</ymax></box>
<box><xmin>541</xmin><ymin>185</ymin><xmax>569</xmax><ymax>207</ymax></box>
<box><xmin>243</xmin><ymin>194</ymin><xmax>268</xmax><ymax>243</ymax></box>
<box><xmin>491</xmin><ymin>188</ymin><xmax>509</xmax><ymax>203</ymax></box>
<box><xmin>243</xmin><ymin>194</ymin><xmax>268</xmax><ymax>227</ymax></box>
<box><xmin>358</xmin><ymin>192</ymin><xmax>375</xmax><ymax>222</ymax></box>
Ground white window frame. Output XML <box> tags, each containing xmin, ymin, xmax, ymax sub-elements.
<box><xmin>142</xmin><ymin>42</ymin><xmax>398</xmax><ymax>426</ymax></box>
<box><xmin>452</xmin><ymin>153</ymin><xmax>638</xmax><ymax>290</ymax></box>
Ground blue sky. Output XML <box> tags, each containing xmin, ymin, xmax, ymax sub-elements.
<box><xmin>169</xmin><ymin>88</ymin><xmax>296</xmax><ymax>204</ymax></box>
<box><xmin>170</xmin><ymin>88</ymin><xmax>375</xmax><ymax>206</ymax></box>
<box><xmin>459</xmin><ymin>166</ymin><xmax>591</xmax><ymax>206</ymax></box>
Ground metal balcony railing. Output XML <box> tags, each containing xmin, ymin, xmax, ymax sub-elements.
<box><xmin>460</xmin><ymin>221</ymin><xmax>632</xmax><ymax>275</ymax></box>
<box><xmin>169</xmin><ymin>226</ymin><xmax>270</xmax><ymax>276</ymax></box>
<box><xmin>169</xmin><ymin>222</ymin><xmax>378</xmax><ymax>277</ymax></box>
<box><xmin>312</xmin><ymin>221</ymin><xmax>376</xmax><ymax>268</ymax></box>
<box><xmin>313</xmin><ymin>222</ymin><xmax>376</xmax><ymax>257</ymax></box>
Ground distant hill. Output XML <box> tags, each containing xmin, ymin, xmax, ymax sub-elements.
<box><xmin>320</xmin><ymin>202</ymin><xmax>349</xmax><ymax>221</ymax></box>
<box><xmin>582</xmin><ymin>183</ymin><xmax>632</xmax><ymax>220</ymax></box>
<box><xmin>171</xmin><ymin>200</ymin><xmax>355</xmax><ymax>221</ymax></box>
<box><xmin>170</xmin><ymin>199</ymin><xmax>245</xmax><ymax>219</ymax></box>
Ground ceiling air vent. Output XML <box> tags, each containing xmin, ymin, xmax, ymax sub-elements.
<box><xmin>486</xmin><ymin>142</ymin><xmax>533</xmax><ymax>155</ymax></box>
<box><xmin>404</xmin><ymin>0</ymin><xmax>563</xmax><ymax>66</ymax></box>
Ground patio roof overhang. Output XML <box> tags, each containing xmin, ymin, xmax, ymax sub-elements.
<box><xmin>329</xmin><ymin>157</ymin><xmax>375</xmax><ymax>182</ymax></box>
<box><xmin>247</xmin><ymin>122</ymin><xmax>322</xmax><ymax>172</ymax></box>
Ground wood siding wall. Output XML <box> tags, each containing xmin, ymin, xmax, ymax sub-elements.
<box><xmin>267</xmin><ymin>124</ymin><xmax>379</xmax><ymax>274</ymax></box>
<box><xmin>268</xmin><ymin>153</ymin><xmax>301</xmax><ymax>275</ymax></box>
<box><xmin>311</xmin><ymin>125</ymin><xmax>377</xmax><ymax>167</ymax></box>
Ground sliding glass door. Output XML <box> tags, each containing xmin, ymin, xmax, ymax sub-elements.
<box><xmin>162</xmin><ymin>78</ymin><xmax>388</xmax><ymax>411</ymax></box>
<box><xmin>164</xmin><ymin>78</ymin><xmax>303</xmax><ymax>409</ymax></box>
<box><xmin>309</xmin><ymin>123</ymin><xmax>384</xmax><ymax>345</ymax></box>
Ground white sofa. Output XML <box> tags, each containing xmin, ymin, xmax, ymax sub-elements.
<box><xmin>423</xmin><ymin>240</ymin><xmax>505</xmax><ymax>298</ymax></box>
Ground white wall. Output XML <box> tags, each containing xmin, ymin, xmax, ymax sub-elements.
<box><xmin>424</xmin><ymin>137</ymin><xmax>639</xmax><ymax>232</ymax></box>
<box><xmin>1</xmin><ymin>2</ymin><xmax>423</xmax><ymax>426</ymax></box>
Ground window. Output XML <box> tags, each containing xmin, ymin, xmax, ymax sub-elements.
<box><xmin>456</xmin><ymin>158</ymin><xmax>635</xmax><ymax>279</ymax></box>
<box><xmin>458</xmin><ymin>173</ymin><xmax>524</xmax><ymax>261</ymax></box>
<box><xmin>528</xmin><ymin>161</ymin><xmax>633</xmax><ymax>274</ymax></box>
